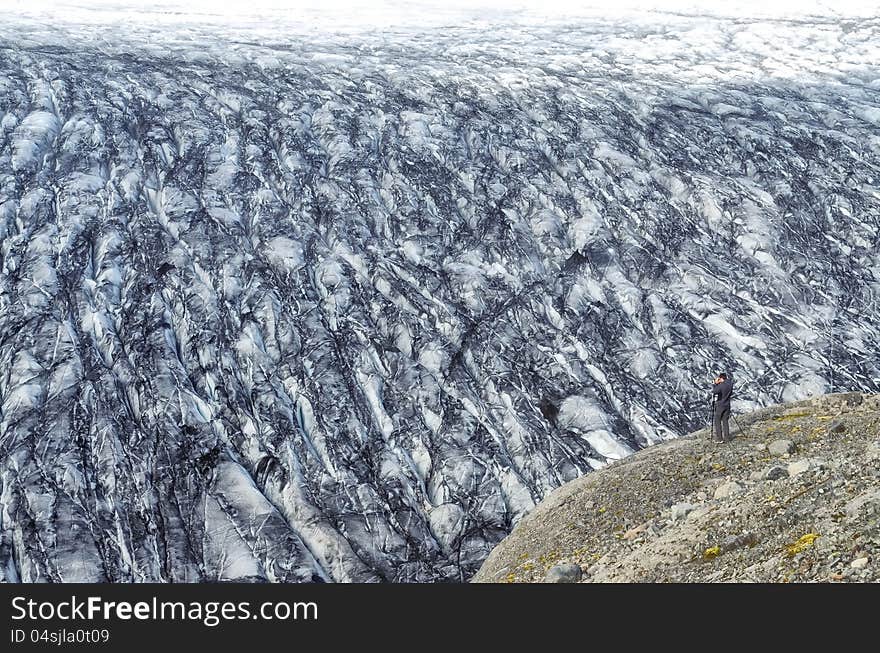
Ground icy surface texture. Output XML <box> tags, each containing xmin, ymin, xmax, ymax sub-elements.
<box><xmin>0</xmin><ymin>5</ymin><xmax>879</xmax><ymax>581</ymax></box>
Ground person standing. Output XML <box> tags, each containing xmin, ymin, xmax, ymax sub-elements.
<box><xmin>712</xmin><ymin>372</ymin><xmax>734</xmax><ymax>442</ymax></box>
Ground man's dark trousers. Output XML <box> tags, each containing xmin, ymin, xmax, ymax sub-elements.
<box><xmin>714</xmin><ymin>403</ymin><xmax>731</xmax><ymax>442</ymax></box>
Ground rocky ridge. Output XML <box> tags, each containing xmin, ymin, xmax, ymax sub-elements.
<box><xmin>473</xmin><ymin>392</ymin><xmax>880</xmax><ymax>583</ymax></box>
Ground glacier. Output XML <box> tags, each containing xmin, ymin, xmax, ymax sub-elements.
<box><xmin>0</xmin><ymin>3</ymin><xmax>879</xmax><ymax>582</ymax></box>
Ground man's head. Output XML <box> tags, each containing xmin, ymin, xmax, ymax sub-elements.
<box><xmin>718</xmin><ymin>373</ymin><xmax>728</xmax><ymax>380</ymax></box>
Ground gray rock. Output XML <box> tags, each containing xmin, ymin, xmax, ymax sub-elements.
<box><xmin>720</xmin><ymin>535</ymin><xmax>739</xmax><ymax>550</ymax></box>
<box><xmin>768</xmin><ymin>439</ymin><xmax>796</xmax><ymax>456</ymax></box>
<box><xmin>851</xmin><ymin>557</ymin><xmax>869</xmax><ymax>570</ymax></box>
<box><xmin>714</xmin><ymin>481</ymin><xmax>745</xmax><ymax>500</ymax></box>
<box><xmin>787</xmin><ymin>460</ymin><xmax>812</xmax><ymax>477</ymax></box>
<box><xmin>844</xmin><ymin>489</ymin><xmax>880</xmax><ymax>521</ymax></box>
<box><xmin>545</xmin><ymin>563</ymin><xmax>583</xmax><ymax>583</ymax></box>
<box><xmin>828</xmin><ymin>420</ymin><xmax>847</xmax><ymax>434</ymax></box>
<box><xmin>765</xmin><ymin>466</ymin><xmax>789</xmax><ymax>481</ymax></box>
<box><xmin>671</xmin><ymin>503</ymin><xmax>697</xmax><ymax>522</ymax></box>
<box><xmin>721</xmin><ymin>532</ymin><xmax>757</xmax><ymax>551</ymax></box>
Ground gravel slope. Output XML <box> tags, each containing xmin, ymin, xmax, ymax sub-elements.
<box><xmin>473</xmin><ymin>392</ymin><xmax>880</xmax><ymax>583</ymax></box>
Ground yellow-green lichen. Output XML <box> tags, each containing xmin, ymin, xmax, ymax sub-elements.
<box><xmin>785</xmin><ymin>533</ymin><xmax>820</xmax><ymax>557</ymax></box>
<box><xmin>703</xmin><ymin>546</ymin><xmax>721</xmax><ymax>561</ymax></box>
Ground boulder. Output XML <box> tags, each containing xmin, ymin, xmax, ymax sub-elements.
<box><xmin>721</xmin><ymin>532</ymin><xmax>757</xmax><ymax>552</ymax></box>
<box><xmin>844</xmin><ymin>489</ymin><xmax>880</xmax><ymax>521</ymax></box>
<box><xmin>671</xmin><ymin>503</ymin><xmax>696</xmax><ymax>522</ymax></box>
<box><xmin>768</xmin><ymin>439</ymin><xmax>796</xmax><ymax>456</ymax></box>
<box><xmin>787</xmin><ymin>460</ymin><xmax>812</xmax><ymax>477</ymax></box>
<box><xmin>828</xmin><ymin>420</ymin><xmax>846</xmax><ymax>434</ymax></box>
<box><xmin>714</xmin><ymin>481</ymin><xmax>745</xmax><ymax>500</ymax></box>
<box><xmin>545</xmin><ymin>563</ymin><xmax>583</xmax><ymax>583</ymax></box>
<box><xmin>765</xmin><ymin>466</ymin><xmax>789</xmax><ymax>481</ymax></box>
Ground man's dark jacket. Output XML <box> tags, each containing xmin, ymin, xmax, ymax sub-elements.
<box><xmin>712</xmin><ymin>378</ymin><xmax>734</xmax><ymax>407</ymax></box>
